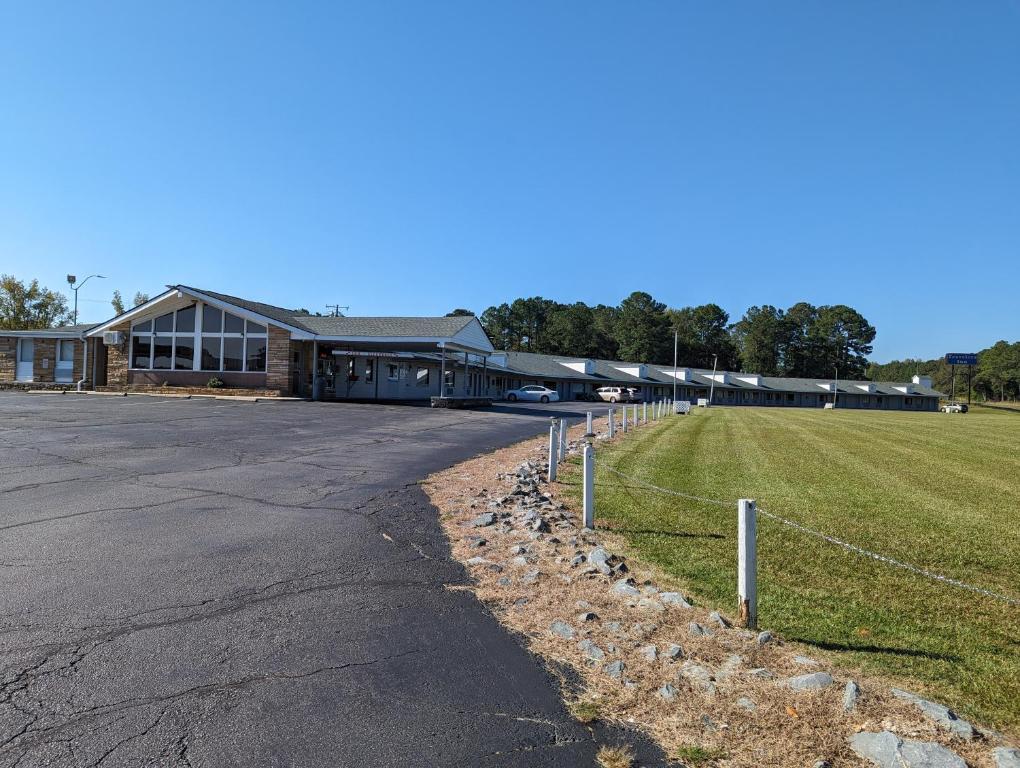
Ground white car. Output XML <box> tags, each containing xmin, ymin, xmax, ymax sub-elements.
<box><xmin>505</xmin><ymin>385</ymin><xmax>559</xmax><ymax>403</ymax></box>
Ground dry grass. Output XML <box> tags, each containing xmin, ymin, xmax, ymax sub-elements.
<box><xmin>423</xmin><ymin>413</ymin><xmax>1013</xmax><ymax>767</ymax></box>
<box><xmin>596</xmin><ymin>744</ymin><xmax>635</xmax><ymax>768</ymax></box>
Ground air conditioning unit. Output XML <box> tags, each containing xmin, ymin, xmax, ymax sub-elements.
<box><xmin>103</xmin><ymin>331</ymin><xmax>124</xmax><ymax>346</ymax></box>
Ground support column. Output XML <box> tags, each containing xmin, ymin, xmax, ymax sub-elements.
<box><xmin>440</xmin><ymin>346</ymin><xmax>447</xmax><ymax>398</ymax></box>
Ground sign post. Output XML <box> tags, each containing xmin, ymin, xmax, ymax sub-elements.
<box><xmin>945</xmin><ymin>353</ymin><xmax>978</xmax><ymax>404</ymax></box>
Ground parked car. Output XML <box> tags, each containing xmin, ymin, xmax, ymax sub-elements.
<box><xmin>625</xmin><ymin>387</ymin><xmax>643</xmax><ymax>402</ymax></box>
<box><xmin>506</xmin><ymin>385</ymin><xmax>559</xmax><ymax>403</ymax></box>
<box><xmin>940</xmin><ymin>402</ymin><xmax>968</xmax><ymax>413</ymax></box>
<box><xmin>595</xmin><ymin>386</ymin><xmax>633</xmax><ymax>403</ymax></box>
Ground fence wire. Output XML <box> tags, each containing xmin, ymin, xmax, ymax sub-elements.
<box><xmin>594</xmin><ymin>459</ymin><xmax>1020</xmax><ymax>608</ymax></box>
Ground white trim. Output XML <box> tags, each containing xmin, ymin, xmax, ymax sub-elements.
<box><xmin>84</xmin><ymin>288</ymin><xmax>181</xmax><ymax>336</ymax></box>
<box><xmin>178</xmin><ymin>288</ymin><xmax>313</xmax><ymax>338</ymax></box>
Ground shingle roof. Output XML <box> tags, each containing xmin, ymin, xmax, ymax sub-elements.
<box><xmin>180</xmin><ymin>286</ymin><xmax>477</xmax><ymax>339</ymax></box>
<box><xmin>493</xmin><ymin>350</ymin><xmax>942</xmax><ymax>397</ymax></box>
<box><xmin>293</xmin><ymin>315</ymin><xmax>475</xmax><ymax>338</ymax></box>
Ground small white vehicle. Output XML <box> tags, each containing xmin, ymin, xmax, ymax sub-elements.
<box><xmin>940</xmin><ymin>402</ymin><xmax>968</xmax><ymax>413</ymax></box>
<box><xmin>595</xmin><ymin>386</ymin><xmax>632</xmax><ymax>403</ymax></box>
<box><xmin>505</xmin><ymin>385</ymin><xmax>559</xmax><ymax>404</ymax></box>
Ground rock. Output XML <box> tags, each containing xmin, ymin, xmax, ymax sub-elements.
<box><xmin>511</xmin><ymin>556</ymin><xmax>531</xmax><ymax>567</ymax></box>
<box><xmin>569</xmin><ymin>554</ymin><xmax>585</xmax><ymax>567</ymax></box>
<box><xmin>717</xmin><ymin>654</ymin><xmax>743</xmax><ymax>679</ymax></box>
<box><xmin>850</xmin><ymin>731</ymin><xmax>965</xmax><ymax>768</ymax></box>
<box><xmin>603</xmin><ymin>621</ymin><xmax>624</xmax><ymax>635</ymax></box>
<box><xmin>680</xmin><ymin>662</ymin><xmax>716</xmax><ymax>692</ymax></box>
<box><xmin>496</xmin><ymin>576</ymin><xmax>511</xmax><ymax>586</ymax></box>
<box><xmin>658</xmin><ymin>683</ymin><xmax>678</xmax><ymax>701</ymax></box>
<box><xmin>786</xmin><ymin>672</ymin><xmax>834</xmax><ymax>691</ymax></box>
<box><xmin>637</xmin><ymin>597</ymin><xmax>665</xmax><ymax>613</ymax></box>
<box><xmin>641</xmin><ymin>584</ymin><xmax>659</xmax><ymax>595</ymax></box>
<box><xmin>993</xmin><ymin>748</ymin><xmax>1020</xmax><ymax>768</ymax></box>
<box><xmin>578</xmin><ymin>639</ymin><xmax>606</xmax><ymax>661</ymax></box>
<box><xmin>604</xmin><ymin>660</ymin><xmax>625</xmax><ymax>679</ymax></box>
<box><xmin>890</xmin><ymin>689</ymin><xmax>975</xmax><ymax>741</ymax></box>
<box><xmin>639</xmin><ymin>645</ymin><xmax>658</xmax><ymax>662</ymax></box>
<box><xmin>793</xmin><ymin>655</ymin><xmax>819</xmax><ymax>666</ymax></box>
<box><xmin>700</xmin><ymin>714</ymin><xmax>719</xmax><ymax>731</ymax></box>
<box><xmin>660</xmin><ymin>592</ymin><xmax>693</xmax><ymax>609</ymax></box>
<box><xmin>588</xmin><ymin>546</ymin><xmax>613</xmax><ymax>574</ymax></box>
<box><xmin>466</xmin><ymin>556</ymin><xmax>489</xmax><ymax>566</ymax></box>
<box><xmin>577</xmin><ymin>611</ymin><xmax>599</xmax><ymax>623</ymax></box>
<box><xmin>814</xmin><ymin>762</ymin><xmax>832</xmax><ymax>768</ymax></box>
<box><xmin>467</xmin><ymin>537</ymin><xmax>487</xmax><ymax>549</ymax></box>
<box><xmin>521</xmin><ymin>570</ymin><xmax>540</xmax><ymax>585</ymax></box>
<box><xmin>606</xmin><ymin>642</ymin><xmax>619</xmax><ymax>654</ymax></box>
<box><xmin>756</xmin><ymin>631</ymin><xmax>774</xmax><ymax>646</ymax></box>
<box><xmin>611</xmin><ymin>578</ymin><xmax>641</xmax><ymax>598</ymax></box>
<box><xmin>688</xmin><ymin>622</ymin><xmax>712</xmax><ymax>637</ymax></box>
<box><xmin>575</xmin><ymin>600</ymin><xmax>592</xmax><ymax>610</ymax></box>
<box><xmin>550</xmin><ymin>620</ymin><xmax>575</xmax><ymax>640</ymax></box>
<box><xmin>469</xmin><ymin>513</ymin><xmax>496</xmax><ymax>527</ymax></box>
<box><xmin>708</xmin><ymin>611</ymin><xmax>731</xmax><ymax>629</ymax></box>
<box><xmin>665</xmin><ymin>643</ymin><xmax>684</xmax><ymax>660</ymax></box>
<box><xmin>843</xmin><ymin>680</ymin><xmax>861</xmax><ymax>712</ymax></box>
<box><xmin>736</xmin><ymin>696</ymin><xmax>757</xmax><ymax>711</ymax></box>
<box><xmin>747</xmin><ymin>667</ymin><xmax>775</xmax><ymax>680</ymax></box>
<box><xmin>509</xmin><ymin>544</ymin><xmax>528</xmax><ymax>555</ymax></box>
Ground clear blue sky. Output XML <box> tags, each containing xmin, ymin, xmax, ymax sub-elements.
<box><xmin>1</xmin><ymin>2</ymin><xmax>1017</xmax><ymax>362</ymax></box>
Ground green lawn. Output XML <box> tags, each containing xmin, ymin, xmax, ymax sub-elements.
<box><xmin>565</xmin><ymin>406</ymin><xmax>1020</xmax><ymax>732</ymax></box>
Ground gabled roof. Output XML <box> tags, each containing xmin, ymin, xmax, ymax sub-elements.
<box><xmin>179</xmin><ymin>286</ymin><xmax>311</xmax><ymax>332</ymax></box>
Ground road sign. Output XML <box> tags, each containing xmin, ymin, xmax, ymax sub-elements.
<box><xmin>945</xmin><ymin>353</ymin><xmax>978</xmax><ymax>366</ymax></box>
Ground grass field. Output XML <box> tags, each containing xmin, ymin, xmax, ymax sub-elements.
<box><xmin>566</xmin><ymin>406</ymin><xmax>1020</xmax><ymax>732</ymax></box>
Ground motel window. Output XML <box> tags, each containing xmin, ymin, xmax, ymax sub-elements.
<box><xmin>416</xmin><ymin>367</ymin><xmax>430</xmax><ymax>387</ymax></box>
<box><xmin>58</xmin><ymin>341</ymin><xmax>75</xmax><ymax>362</ymax></box>
<box><xmin>388</xmin><ymin>364</ymin><xmax>399</xmax><ymax>381</ymax></box>
<box><xmin>131</xmin><ymin>303</ymin><xmax>268</xmax><ymax>374</ymax></box>
<box><xmin>444</xmin><ymin>370</ymin><xmax>455</xmax><ymax>389</ymax></box>
<box><xmin>365</xmin><ymin>359</ymin><xmax>374</xmax><ymax>382</ymax></box>
<box><xmin>905</xmin><ymin>397</ymin><xmax>913</xmax><ymax>405</ymax></box>
<box><xmin>787</xmin><ymin>394</ymin><xmax>795</xmax><ymax>402</ymax></box>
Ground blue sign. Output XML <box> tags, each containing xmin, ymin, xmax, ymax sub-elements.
<box><xmin>945</xmin><ymin>353</ymin><xmax>978</xmax><ymax>366</ymax></box>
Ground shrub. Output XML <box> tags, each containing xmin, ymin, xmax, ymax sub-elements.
<box><xmin>207</xmin><ymin>377</ymin><xmax>224</xmax><ymax>389</ymax></box>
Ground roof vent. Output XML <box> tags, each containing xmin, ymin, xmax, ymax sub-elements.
<box><xmin>613</xmin><ymin>364</ymin><xmax>648</xmax><ymax>379</ymax></box>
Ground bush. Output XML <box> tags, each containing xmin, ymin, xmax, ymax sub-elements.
<box><xmin>207</xmin><ymin>377</ymin><xmax>224</xmax><ymax>389</ymax></box>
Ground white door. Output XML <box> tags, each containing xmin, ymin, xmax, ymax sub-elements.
<box><xmin>16</xmin><ymin>339</ymin><xmax>33</xmax><ymax>381</ymax></box>
<box><xmin>55</xmin><ymin>340</ymin><xmax>74</xmax><ymax>383</ymax></box>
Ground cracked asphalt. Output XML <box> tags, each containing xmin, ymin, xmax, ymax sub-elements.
<box><xmin>0</xmin><ymin>393</ymin><xmax>665</xmax><ymax>767</ymax></box>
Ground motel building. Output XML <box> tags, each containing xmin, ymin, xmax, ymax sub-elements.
<box><xmin>0</xmin><ymin>284</ymin><xmax>941</xmax><ymax>411</ymax></box>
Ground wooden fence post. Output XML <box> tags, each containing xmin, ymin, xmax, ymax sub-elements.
<box><xmin>738</xmin><ymin>498</ymin><xmax>758</xmax><ymax>630</ymax></box>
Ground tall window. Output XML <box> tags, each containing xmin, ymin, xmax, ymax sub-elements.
<box><xmin>131</xmin><ymin>304</ymin><xmax>268</xmax><ymax>373</ymax></box>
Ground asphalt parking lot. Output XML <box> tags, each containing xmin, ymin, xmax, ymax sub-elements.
<box><xmin>0</xmin><ymin>392</ymin><xmax>664</xmax><ymax>767</ymax></box>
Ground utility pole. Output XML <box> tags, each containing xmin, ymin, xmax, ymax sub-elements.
<box><xmin>672</xmin><ymin>328</ymin><xmax>678</xmax><ymax>404</ymax></box>
<box><xmin>708</xmin><ymin>353</ymin><xmax>718</xmax><ymax>406</ymax></box>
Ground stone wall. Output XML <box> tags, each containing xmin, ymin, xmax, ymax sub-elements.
<box><xmin>105</xmin><ymin>322</ymin><xmax>132</xmax><ymax>387</ymax></box>
<box><xmin>266</xmin><ymin>325</ymin><xmax>291</xmax><ymax>395</ymax></box>
<box><xmin>0</xmin><ymin>337</ymin><xmax>15</xmax><ymax>383</ymax></box>
<box><xmin>33</xmin><ymin>338</ymin><xmax>56</xmax><ymax>383</ymax></box>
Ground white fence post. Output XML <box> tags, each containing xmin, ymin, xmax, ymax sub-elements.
<box><xmin>586</xmin><ymin>411</ymin><xmax>593</xmax><ymax>435</ymax></box>
<box><xmin>548</xmin><ymin>420</ymin><xmax>558</xmax><ymax>482</ymax></box>
<box><xmin>559</xmin><ymin>418</ymin><xmax>567</xmax><ymax>462</ymax></box>
<box><xmin>622</xmin><ymin>405</ymin><xmax>628</xmax><ymax>433</ymax></box>
<box><xmin>582</xmin><ymin>441</ymin><xmax>595</xmax><ymax>529</ymax></box>
<box><xmin>607</xmin><ymin>407</ymin><xmax>615</xmax><ymax>438</ymax></box>
<box><xmin>642</xmin><ymin>401</ymin><xmax>647</xmax><ymax>424</ymax></box>
<box><xmin>738</xmin><ymin>498</ymin><xmax>758</xmax><ymax>630</ymax></box>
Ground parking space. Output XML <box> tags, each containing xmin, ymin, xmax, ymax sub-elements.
<box><xmin>0</xmin><ymin>392</ymin><xmax>660</xmax><ymax>767</ymax></box>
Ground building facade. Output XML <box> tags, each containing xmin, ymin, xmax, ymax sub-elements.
<box><xmin>2</xmin><ymin>284</ymin><xmax>942</xmax><ymax>410</ymax></box>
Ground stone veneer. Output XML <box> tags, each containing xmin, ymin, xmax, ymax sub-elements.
<box><xmin>266</xmin><ymin>325</ymin><xmax>291</xmax><ymax>394</ymax></box>
<box><xmin>0</xmin><ymin>337</ymin><xmax>17</xmax><ymax>383</ymax></box>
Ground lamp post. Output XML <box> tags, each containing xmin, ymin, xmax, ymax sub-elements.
<box><xmin>67</xmin><ymin>274</ymin><xmax>106</xmax><ymax>326</ymax></box>
<box><xmin>708</xmin><ymin>353</ymin><xmax>718</xmax><ymax>406</ymax></box>
<box><xmin>672</xmin><ymin>329</ymin><xmax>678</xmax><ymax>404</ymax></box>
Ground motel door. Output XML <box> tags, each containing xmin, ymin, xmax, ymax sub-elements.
<box><xmin>16</xmin><ymin>339</ymin><xmax>33</xmax><ymax>381</ymax></box>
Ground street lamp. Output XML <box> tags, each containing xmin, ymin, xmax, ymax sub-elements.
<box><xmin>67</xmin><ymin>274</ymin><xmax>106</xmax><ymax>325</ymax></box>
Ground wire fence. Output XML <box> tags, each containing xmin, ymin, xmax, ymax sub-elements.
<box><xmin>594</xmin><ymin>458</ymin><xmax>1020</xmax><ymax>608</ymax></box>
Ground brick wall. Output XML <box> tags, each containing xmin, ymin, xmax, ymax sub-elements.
<box><xmin>0</xmin><ymin>337</ymin><xmax>15</xmax><ymax>383</ymax></box>
<box><xmin>265</xmin><ymin>325</ymin><xmax>291</xmax><ymax>394</ymax></box>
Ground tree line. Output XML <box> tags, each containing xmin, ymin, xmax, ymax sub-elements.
<box><xmin>0</xmin><ymin>275</ymin><xmax>150</xmax><ymax>330</ymax></box>
<box><xmin>476</xmin><ymin>291</ymin><xmax>877</xmax><ymax>379</ymax></box>
<box><xmin>868</xmin><ymin>341</ymin><xmax>1020</xmax><ymax>402</ymax></box>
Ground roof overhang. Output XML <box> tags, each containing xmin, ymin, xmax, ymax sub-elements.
<box><xmin>1</xmin><ymin>329</ymin><xmax>89</xmax><ymax>338</ymax></box>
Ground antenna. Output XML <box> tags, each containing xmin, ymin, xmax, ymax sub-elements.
<box><xmin>325</xmin><ymin>304</ymin><xmax>349</xmax><ymax>317</ymax></box>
